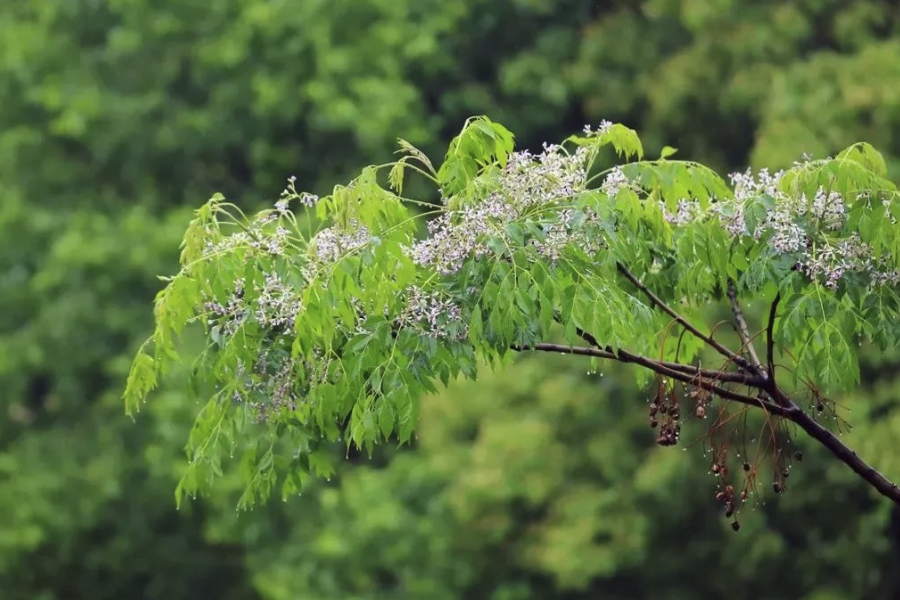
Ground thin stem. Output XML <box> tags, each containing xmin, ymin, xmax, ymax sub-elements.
<box><xmin>727</xmin><ymin>279</ymin><xmax>764</xmax><ymax>372</ymax></box>
<box><xmin>766</xmin><ymin>293</ymin><xmax>782</xmax><ymax>383</ymax></box>
<box><xmin>570</xmin><ymin>324</ymin><xmax>756</xmax><ymax>384</ymax></box>
<box><xmin>513</xmin><ymin>342</ymin><xmax>783</xmax><ymax>415</ymax></box>
<box><xmin>616</xmin><ymin>263</ymin><xmax>755</xmax><ymax>373</ymax></box>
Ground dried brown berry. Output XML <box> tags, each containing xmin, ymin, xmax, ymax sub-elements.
<box><xmin>773</xmin><ymin>481</ymin><xmax>783</xmax><ymax>494</ymax></box>
<box><xmin>743</xmin><ymin>462</ymin><xmax>751</xmax><ymax>472</ymax></box>
<box><xmin>782</xmin><ymin>469</ymin><xmax>790</xmax><ymax>478</ymax></box>
<box><xmin>731</xmin><ymin>521</ymin><xmax>741</xmax><ymax>532</ymax></box>
<box><xmin>649</xmin><ymin>403</ymin><xmax>658</xmax><ymax>416</ymax></box>
<box><xmin>650</xmin><ymin>417</ymin><xmax>658</xmax><ymax>428</ymax></box>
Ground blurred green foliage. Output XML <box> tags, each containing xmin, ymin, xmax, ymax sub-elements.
<box><xmin>2</xmin><ymin>0</ymin><xmax>900</xmax><ymax>598</ymax></box>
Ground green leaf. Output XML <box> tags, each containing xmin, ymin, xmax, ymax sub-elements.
<box><xmin>123</xmin><ymin>350</ymin><xmax>157</xmax><ymax>416</ymax></box>
<box><xmin>659</xmin><ymin>146</ymin><xmax>678</xmax><ymax>159</ymax></box>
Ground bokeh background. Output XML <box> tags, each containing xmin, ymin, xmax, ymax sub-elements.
<box><xmin>3</xmin><ymin>1</ymin><xmax>900</xmax><ymax>599</ymax></box>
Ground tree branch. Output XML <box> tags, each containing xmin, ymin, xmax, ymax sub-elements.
<box><xmin>512</xmin><ymin>342</ymin><xmax>785</xmax><ymax>416</ymax></box>
<box><xmin>568</xmin><ymin>324</ymin><xmax>757</xmax><ymax>385</ymax></box>
<box><xmin>727</xmin><ymin>279</ymin><xmax>764</xmax><ymax>372</ymax></box>
<box><xmin>539</xmin><ymin>275</ymin><xmax>900</xmax><ymax>505</ymax></box>
<box><xmin>616</xmin><ymin>263</ymin><xmax>755</xmax><ymax>373</ymax></box>
<box><xmin>788</xmin><ymin>407</ymin><xmax>900</xmax><ymax>504</ymax></box>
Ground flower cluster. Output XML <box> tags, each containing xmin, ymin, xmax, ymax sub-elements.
<box><xmin>730</xmin><ymin>167</ymin><xmax>784</xmax><ymax>203</ymax></box>
<box><xmin>397</xmin><ymin>286</ymin><xmax>466</xmax><ymax>340</ymax></box>
<box><xmin>204</xmin><ymin>271</ymin><xmax>303</xmax><ymax>336</ymax></box>
<box><xmin>279</xmin><ymin>175</ymin><xmax>320</xmax><ymax>210</ymax></box>
<box><xmin>718</xmin><ymin>166</ymin><xmax>900</xmax><ymax>288</ymax></box>
<box><xmin>309</xmin><ymin>221</ymin><xmax>371</xmax><ymax>264</ymax></box>
<box><xmin>582</xmin><ymin>120</ymin><xmax>614</xmax><ymax>137</ymax></box>
<box><xmin>254</xmin><ymin>272</ymin><xmax>302</xmax><ymax>329</ymax></box>
<box><xmin>204</xmin><ymin>278</ymin><xmax>249</xmax><ymax>337</ymax></box>
<box><xmin>808</xmin><ymin>188</ymin><xmax>846</xmax><ymax>230</ymax></box>
<box><xmin>231</xmin><ymin>351</ymin><xmax>309</xmax><ymax>423</ymax></box>
<box><xmin>531</xmin><ymin>208</ymin><xmax>605</xmax><ymax>264</ymax></box>
<box><xmin>661</xmin><ymin>199</ymin><xmax>703</xmax><ymax>226</ymax></box>
<box><xmin>757</xmin><ymin>206</ymin><xmax>806</xmax><ymax>254</ymax></box>
<box><xmin>409</xmin><ymin>200</ymin><xmax>513</xmax><ymax>275</ymax></box>
<box><xmin>799</xmin><ymin>234</ymin><xmax>900</xmax><ymax>289</ymax></box>
<box><xmin>601</xmin><ymin>166</ymin><xmax>630</xmax><ymax>198</ymax></box>
<box><xmin>500</xmin><ymin>143</ymin><xmax>592</xmax><ymax>206</ymax></box>
<box><xmin>410</xmin><ymin>141</ymin><xmax>596</xmax><ymax>274</ymax></box>
<box><xmin>202</xmin><ymin>219</ymin><xmax>292</xmax><ymax>258</ymax></box>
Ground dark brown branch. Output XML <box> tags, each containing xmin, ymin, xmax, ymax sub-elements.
<box><xmin>788</xmin><ymin>407</ymin><xmax>900</xmax><ymax>504</ymax></box>
<box><xmin>516</xmin><ymin>341</ymin><xmax>900</xmax><ymax>503</ymax></box>
<box><xmin>616</xmin><ymin>263</ymin><xmax>755</xmax><ymax>373</ymax></box>
<box><xmin>538</xmin><ymin>271</ymin><xmax>900</xmax><ymax>504</ymax></box>
<box><xmin>512</xmin><ymin>342</ymin><xmax>615</xmax><ymax>361</ymax></box>
<box><xmin>513</xmin><ymin>342</ymin><xmax>784</xmax><ymax>415</ymax></box>
<box><xmin>569</xmin><ymin>324</ymin><xmax>757</xmax><ymax>385</ymax></box>
<box><xmin>727</xmin><ymin>279</ymin><xmax>764</xmax><ymax>372</ymax></box>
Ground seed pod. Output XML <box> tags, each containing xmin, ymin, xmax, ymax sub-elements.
<box><xmin>782</xmin><ymin>469</ymin><xmax>790</xmax><ymax>478</ymax></box>
<box><xmin>715</xmin><ymin>491</ymin><xmax>725</xmax><ymax>502</ymax></box>
<box><xmin>712</xmin><ymin>463</ymin><xmax>721</xmax><ymax>474</ymax></box>
<box><xmin>743</xmin><ymin>462</ymin><xmax>751</xmax><ymax>472</ymax></box>
<box><xmin>731</xmin><ymin>521</ymin><xmax>741</xmax><ymax>532</ymax></box>
<box><xmin>794</xmin><ymin>451</ymin><xmax>803</xmax><ymax>462</ymax></box>
<box><xmin>695</xmin><ymin>405</ymin><xmax>706</xmax><ymax>419</ymax></box>
<box><xmin>725</xmin><ymin>505</ymin><xmax>734</xmax><ymax>518</ymax></box>
<box><xmin>649</xmin><ymin>403</ymin><xmax>659</xmax><ymax>416</ymax></box>
<box><xmin>650</xmin><ymin>417</ymin><xmax>658</xmax><ymax>428</ymax></box>
<box><xmin>773</xmin><ymin>481</ymin><xmax>783</xmax><ymax>494</ymax></box>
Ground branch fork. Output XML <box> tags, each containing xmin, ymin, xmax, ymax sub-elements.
<box><xmin>512</xmin><ymin>263</ymin><xmax>900</xmax><ymax>505</ymax></box>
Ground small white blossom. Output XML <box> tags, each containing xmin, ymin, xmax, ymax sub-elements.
<box><xmin>601</xmin><ymin>166</ymin><xmax>629</xmax><ymax>198</ymax></box>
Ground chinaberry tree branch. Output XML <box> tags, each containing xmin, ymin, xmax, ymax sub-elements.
<box><xmin>512</xmin><ymin>342</ymin><xmax>784</xmax><ymax>415</ymax></box>
<box><xmin>515</xmin><ymin>341</ymin><xmax>900</xmax><ymax>504</ymax></box>
<box><xmin>766</xmin><ymin>293</ymin><xmax>781</xmax><ymax>384</ymax></box>
<box><xmin>616</xmin><ymin>263</ymin><xmax>756</xmax><ymax>374</ymax></box>
<box><xmin>789</xmin><ymin>407</ymin><xmax>900</xmax><ymax>504</ymax></box>
<box><xmin>570</xmin><ymin>323</ymin><xmax>753</xmax><ymax>384</ymax></box>
<box><xmin>727</xmin><ymin>278</ymin><xmax>764</xmax><ymax>373</ymax></box>
<box><xmin>566</xmin><ymin>274</ymin><xmax>900</xmax><ymax>505</ymax></box>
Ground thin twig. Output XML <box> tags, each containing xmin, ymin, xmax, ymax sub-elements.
<box><xmin>766</xmin><ymin>293</ymin><xmax>781</xmax><ymax>384</ymax></box>
<box><xmin>512</xmin><ymin>342</ymin><xmax>782</xmax><ymax>414</ymax></box>
<box><xmin>570</xmin><ymin>324</ymin><xmax>756</xmax><ymax>384</ymax></box>
<box><xmin>727</xmin><ymin>278</ymin><xmax>764</xmax><ymax>371</ymax></box>
<box><xmin>616</xmin><ymin>263</ymin><xmax>755</xmax><ymax>373</ymax></box>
